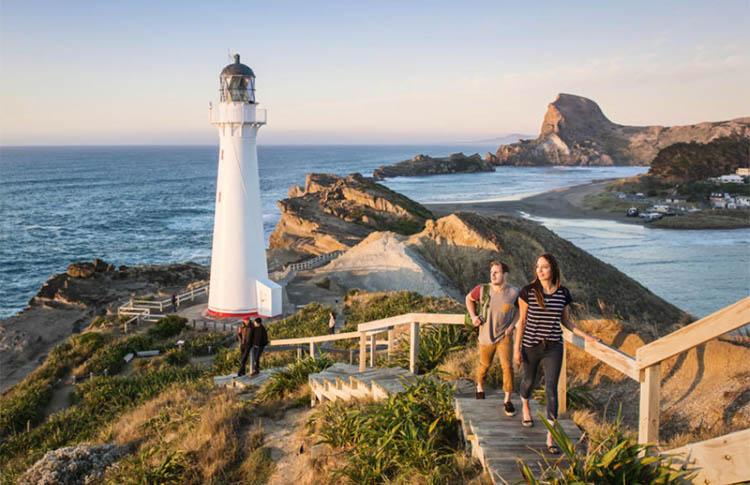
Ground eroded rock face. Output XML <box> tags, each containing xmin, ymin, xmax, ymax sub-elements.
<box><xmin>372</xmin><ymin>152</ymin><xmax>495</xmax><ymax>180</ymax></box>
<box><xmin>269</xmin><ymin>173</ymin><xmax>433</xmax><ymax>263</ymax></box>
<box><xmin>495</xmin><ymin>93</ymin><xmax>750</xmax><ymax>166</ymax></box>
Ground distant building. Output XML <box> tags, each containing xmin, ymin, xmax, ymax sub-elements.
<box><xmin>709</xmin><ymin>192</ymin><xmax>728</xmax><ymax>208</ymax></box>
<box><xmin>665</xmin><ymin>196</ymin><xmax>687</xmax><ymax>204</ymax></box>
<box><xmin>736</xmin><ymin>196</ymin><xmax>750</xmax><ymax>208</ymax></box>
<box><xmin>719</xmin><ymin>174</ymin><xmax>744</xmax><ymax>183</ymax></box>
<box><xmin>736</xmin><ymin>168</ymin><xmax>750</xmax><ymax>177</ymax></box>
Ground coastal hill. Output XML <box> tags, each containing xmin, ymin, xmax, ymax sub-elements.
<box><xmin>272</xmin><ymin>173</ymin><xmax>687</xmax><ymax>327</ymax></box>
<box><xmin>317</xmin><ymin>212</ymin><xmax>686</xmax><ymax>329</ymax></box>
<box><xmin>268</xmin><ymin>173</ymin><xmax>433</xmax><ymax>266</ymax></box>
<box><xmin>648</xmin><ymin>135</ymin><xmax>750</xmax><ymax>183</ymax></box>
<box><xmin>494</xmin><ymin>93</ymin><xmax>750</xmax><ymax>166</ymax></box>
<box><xmin>372</xmin><ymin>152</ymin><xmax>495</xmax><ymax>180</ymax></box>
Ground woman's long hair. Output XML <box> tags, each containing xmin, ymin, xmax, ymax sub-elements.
<box><xmin>530</xmin><ymin>253</ymin><xmax>561</xmax><ymax>309</ymax></box>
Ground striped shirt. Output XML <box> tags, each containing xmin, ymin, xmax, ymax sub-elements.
<box><xmin>519</xmin><ymin>284</ymin><xmax>572</xmax><ymax>347</ymax></box>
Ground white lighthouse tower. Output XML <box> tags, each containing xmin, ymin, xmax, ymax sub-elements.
<box><xmin>207</xmin><ymin>54</ymin><xmax>281</xmax><ymax>318</ymax></box>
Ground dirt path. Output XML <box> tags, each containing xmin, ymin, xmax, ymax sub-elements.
<box><xmin>262</xmin><ymin>407</ymin><xmax>316</xmax><ymax>485</ymax></box>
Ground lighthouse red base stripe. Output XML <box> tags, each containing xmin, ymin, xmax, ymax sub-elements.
<box><xmin>207</xmin><ymin>308</ymin><xmax>271</xmax><ymax>319</ymax></box>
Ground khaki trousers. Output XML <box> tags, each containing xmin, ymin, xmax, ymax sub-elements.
<box><xmin>476</xmin><ymin>336</ymin><xmax>514</xmax><ymax>393</ymax></box>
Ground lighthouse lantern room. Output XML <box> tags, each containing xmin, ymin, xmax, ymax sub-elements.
<box><xmin>207</xmin><ymin>54</ymin><xmax>281</xmax><ymax>319</ymax></box>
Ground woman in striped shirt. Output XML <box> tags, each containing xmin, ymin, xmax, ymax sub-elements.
<box><xmin>513</xmin><ymin>253</ymin><xmax>598</xmax><ymax>453</ymax></box>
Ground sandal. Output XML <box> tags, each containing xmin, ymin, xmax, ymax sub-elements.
<box><xmin>522</xmin><ymin>418</ymin><xmax>534</xmax><ymax>427</ymax></box>
<box><xmin>547</xmin><ymin>444</ymin><xmax>560</xmax><ymax>454</ymax></box>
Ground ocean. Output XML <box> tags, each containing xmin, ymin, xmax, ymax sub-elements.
<box><xmin>1</xmin><ymin>145</ymin><xmax>748</xmax><ymax>319</ymax></box>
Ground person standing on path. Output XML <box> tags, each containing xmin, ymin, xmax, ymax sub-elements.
<box><xmin>236</xmin><ymin>317</ymin><xmax>253</xmax><ymax>377</ymax></box>
<box><xmin>465</xmin><ymin>260</ymin><xmax>520</xmax><ymax>416</ymax></box>
<box><xmin>171</xmin><ymin>293</ymin><xmax>178</xmax><ymax>313</ymax></box>
<box><xmin>513</xmin><ymin>253</ymin><xmax>598</xmax><ymax>454</ymax></box>
<box><xmin>250</xmin><ymin>317</ymin><xmax>269</xmax><ymax>376</ymax></box>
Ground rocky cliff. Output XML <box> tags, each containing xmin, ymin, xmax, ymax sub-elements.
<box><xmin>495</xmin><ymin>93</ymin><xmax>750</xmax><ymax>166</ymax></box>
<box><xmin>372</xmin><ymin>152</ymin><xmax>495</xmax><ymax>180</ymax></box>
<box><xmin>268</xmin><ymin>173</ymin><xmax>433</xmax><ymax>264</ymax></box>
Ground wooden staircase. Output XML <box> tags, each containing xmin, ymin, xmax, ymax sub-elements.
<box><xmin>455</xmin><ymin>390</ymin><xmax>582</xmax><ymax>485</ymax></box>
<box><xmin>308</xmin><ymin>363</ymin><xmax>417</xmax><ymax>403</ymax></box>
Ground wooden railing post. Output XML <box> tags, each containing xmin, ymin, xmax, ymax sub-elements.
<box><xmin>638</xmin><ymin>364</ymin><xmax>661</xmax><ymax>444</ymax></box>
<box><xmin>309</xmin><ymin>341</ymin><xmax>315</xmax><ymax>358</ymax></box>
<box><xmin>558</xmin><ymin>342</ymin><xmax>568</xmax><ymax>415</ymax></box>
<box><xmin>369</xmin><ymin>334</ymin><xmax>376</xmax><ymax>367</ymax></box>
<box><xmin>359</xmin><ymin>332</ymin><xmax>367</xmax><ymax>372</ymax></box>
<box><xmin>387</xmin><ymin>327</ymin><xmax>394</xmax><ymax>363</ymax></box>
<box><xmin>409</xmin><ymin>322</ymin><xmax>420</xmax><ymax>374</ymax></box>
<box><xmin>297</xmin><ymin>347</ymin><xmax>302</xmax><ymax>360</ymax></box>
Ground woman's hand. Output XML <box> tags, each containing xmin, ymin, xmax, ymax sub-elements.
<box><xmin>513</xmin><ymin>348</ymin><xmax>522</xmax><ymax>367</ymax></box>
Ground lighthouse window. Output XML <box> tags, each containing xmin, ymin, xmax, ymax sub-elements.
<box><xmin>220</xmin><ymin>149</ymin><xmax>224</xmax><ymax>160</ymax></box>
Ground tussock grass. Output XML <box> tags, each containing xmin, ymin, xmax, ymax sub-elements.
<box><xmin>308</xmin><ymin>376</ymin><xmax>483</xmax><ymax>484</ymax></box>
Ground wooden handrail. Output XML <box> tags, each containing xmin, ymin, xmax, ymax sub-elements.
<box><xmin>269</xmin><ymin>331</ymin><xmax>360</xmax><ymax>346</ymax></box>
<box><xmin>635</xmin><ymin>296</ymin><xmax>750</xmax><ymax>369</ymax></box>
<box><xmin>562</xmin><ymin>327</ymin><xmax>639</xmax><ymax>381</ymax></box>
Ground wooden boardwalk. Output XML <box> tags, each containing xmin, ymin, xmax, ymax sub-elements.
<box><xmin>455</xmin><ymin>390</ymin><xmax>582</xmax><ymax>484</ymax></box>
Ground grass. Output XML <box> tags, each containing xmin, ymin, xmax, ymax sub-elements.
<box><xmin>0</xmin><ymin>331</ymin><xmax>105</xmax><ymax>438</ymax></box>
<box><xmin>393</xmin><ymin>323</ymin><xmax>475</xmax><ymax>373</ymax></box>
<box><xmin>342</xmin><ymin>290</ymin><xmax>463</xmax><ymax>330</ymax></box>
<box><xmin>0</xmin><ymin>366</ymin><xmax>206</xmax><ymax>483</ymax></box>
<box><xmin>308</xmin><ymin>376</ymin><xmax>482</xmax><ymax>484</ymax></box>
<box><xmin>256</xmin><ymin>356</ymin><xmax>333</xmax><ymax>402</ymax></box>
<box><xmin>519</xmin><ymin>412</ymin><xmax>692</xmax><ymax>484</ymax></box>
<box><xmin>650</xmin><ymin>209</ymin><xmax>750</xmax><ymax>229</ymax></box>
<box><xmin>267</xmin><ymin>302</ymin><xmax>332</xmax><ymax>340</ymax></box>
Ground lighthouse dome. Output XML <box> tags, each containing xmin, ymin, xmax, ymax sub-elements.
<box><xmin>219</xmin><ymin>54</ymin><xmax>256</xmax><ymax>103</ymax></box>
<box><xmin>221</xmin><ymin>54</ymin><xmax>255</xmax><ymax>78</ymax></box>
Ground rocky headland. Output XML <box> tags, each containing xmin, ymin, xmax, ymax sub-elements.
<box><xmin>0</xmin><ymin>259</ymin><xmax>208</xmax><ymax>392</ymax></box>
<box><xmin>372</xmin><ymin>152</ymin><xmax>495</xmax><ymax>180</ymax></box>
<box><xmin>268</xmin><ymin>172</ymin><xmax>434</xmax><ymax>267</ymax></box>
<box><xmin>493</xmin><ymin>93</ymin><xmax>750</xmax><ymax>166</ymax></box>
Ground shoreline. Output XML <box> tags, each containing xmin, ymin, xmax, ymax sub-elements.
<box><xmin>425</xmin><ymin>178</ymin><xmax>750</xmax><ymax>229</ymax></box>
<box><xmin>425</xmin><ymin>178</ymin><xmax>642</xmax><ymax>223</ymax></box>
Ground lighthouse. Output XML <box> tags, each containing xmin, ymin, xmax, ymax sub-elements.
<box><xmin>207</xmin><ymin>54</ymin><xmax>281</xmax><ymax>318</ymax></box>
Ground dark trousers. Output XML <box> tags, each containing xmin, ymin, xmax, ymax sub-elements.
<box><xmin>251</xmin><ymin>345</ymin><xmax>264</xmax><ymax>373</ymax></box>
<box><xmin>238</xmin><ymin>344</ymin><xmax>252</xmax><ymax>376</ymax></box>
<box><xmin>520</xmin><ymin>340</ymin><xmax>564</xmax><ymax>420</ymax></box>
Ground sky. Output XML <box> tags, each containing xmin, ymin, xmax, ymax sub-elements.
<box><xmin>1</xmin><ymin>0</ymin><xmax>748</xmax><ymax>145</ymax></box>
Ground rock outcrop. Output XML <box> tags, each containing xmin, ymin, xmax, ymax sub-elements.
<box><xmin>372</xmin><ymin>152</ymin><xmax>495</xmax><ymax>180</ymax></box>
<box><xmin>0</xmin><ymin>259</ymin><xmax>209</xmax><ymax>393</ymax></box>
<box><xmin>269</xmin><ymin>173</ymin><xmax>433</xmax><ymax>264</ymax></box>
<box><xmin>495</xmin><ymin>93</ymin><xmax>750</xmax><ymax>166</ymax></box>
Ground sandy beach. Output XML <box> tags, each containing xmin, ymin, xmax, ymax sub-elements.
<box><xmin>425</xmin><ymin>178</ymin><xmax>641</xmax><ymax>224</ymax></box>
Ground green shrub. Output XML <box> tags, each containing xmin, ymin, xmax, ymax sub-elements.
<box><xmin>310</xmin><ymin>376</ymin><xmax>477</xmax><ymax>483</ymax></box>
<box><xmin>519</xmin><ymin>413</ymin><xmax>692</xmax><ymax>484</ymax></box>
<box><xmin>77</xmin><ymin>334</ymin><xmax>156</xmax><ymax>377</ymax></box>
<box><xmin>183</xmin><ymin>332</ymin><xmax>230</xmax><ymax>356</ymax></box>
<box><xmin>343</xmin><ymin>291</ymin><xmax>462</xmax><ymax>329</ymax></box>
<box><xmin>164</xmin><ymin>349</ymin><xmax>190</xmax><ymax>367</ymax></box>
<box><xmin>256</xmin><ymin>356</ymin><xmax>333</xmax><ymax>402</ymax></box>
<box><xmin>267</xmin><ymin>303</ymin><xmax>331</xmax><ymax>339</ymax></box>
<box><xmin>147</xmin><ymin>315</ymin><xmax>187</xmax><ymax>340</ymax></box>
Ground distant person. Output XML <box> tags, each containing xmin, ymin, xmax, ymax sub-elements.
<box><xmin>466</xmin><ymin>260</ymin><xmax>519</xmax><ymax>417</ymax></box>
<box><xmin>328</xmin><ymin>311</ymin><xmax>336</xmax><ymax>334</ymax></box>
<box><xmin>513</xmin><ymin>253</ymin><xmax>598</xmax><ymax>454</ymax></box>
<box><xmin>236</xmin><ymin>317</ymin><xmax>252</xmax><ymax>377</ymax></box>
<box><xmin>250</xmin><ymin>317</ymin><xmax>270</xmax><ymax>375</ymax></box>
<box><xmin>171</xmin><ymin>293</ymin><xmax>177</xmax><ymax>313</ymax></box>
